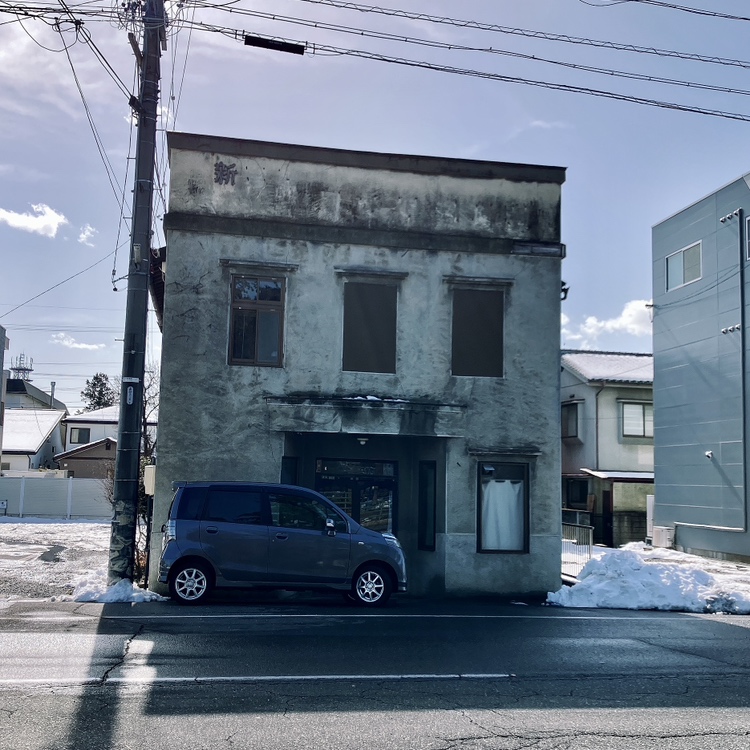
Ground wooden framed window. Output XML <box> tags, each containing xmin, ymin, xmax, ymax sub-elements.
<box><xmin>230</xmin><ymin>275</ymin><xmax>284</xmax><ymax>366</ymax></box>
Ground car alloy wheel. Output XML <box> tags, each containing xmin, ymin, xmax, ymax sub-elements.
<box><xmin>352</xmin><ymin>566</ymin><xmax>392</xmax><ymax>607</ymax></box>
<box><xmin>171</xmin><ymin>563</ymin><xmax>211</xmax><ymax>604</ymax></box>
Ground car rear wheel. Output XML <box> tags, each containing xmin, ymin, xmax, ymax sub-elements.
<box><xmin>351</xmin><ymin>565</ymin><xmax>392</xmax><ymax>607</ymax></box>
<box><xmin>169</xmin><ymin>561</ymin><xmax>213</xmax><ymax>604</ymax></box>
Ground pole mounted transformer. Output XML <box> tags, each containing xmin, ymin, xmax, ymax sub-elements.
<box><xmin>108</xmin><ymin>0</ymin><xmax>166</xmax><ymax>584</ymax></box>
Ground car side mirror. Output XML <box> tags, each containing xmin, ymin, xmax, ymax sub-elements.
<box><xmin>325</xmin><ymin>518</ymin><xmax>336</xmax><ymax>537</ymax></box>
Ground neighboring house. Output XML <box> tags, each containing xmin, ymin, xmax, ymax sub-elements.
<box><xmin>561</xmin><ymin>350</ymin><xmax>654</xmax><ymax>548</ymax></box>
<box><xmin>0</xmin><ymin>327</ymin><xmax>7</xmax><ymax>472</ymax></box>
<box><xmin>1</xmin><ymin>409</ymin><xmax>66</xmax><ymax>471</ymax></box>
<box><xmin>153</xmin><ymin>132</ymin><xmax>567</xmax><ymax>597</ymax></box>
<box><xmin>652</xmin><ymin>174</ymin><xmax>750</xmax><ymax>563</ymax></box>
<box><xmin>4</xmin><ymin>378</ymin><xmax>67</xmax><ymax>411</ymax></box>
<box><xmin>63</xmin><ymin>404</ymin><xmax>157</xmax><ymax>449</ymax></box>
<box><xmin>54</xmin><ymin>438</ymin><xmax>117</xmax><ymax>479</ymax></box>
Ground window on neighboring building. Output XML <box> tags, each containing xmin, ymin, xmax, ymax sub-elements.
<box><xmin>561</xmin><ymin>402</ymin><xmax>579</xmax><ymax>438</ymax></box>
<box><xmin>478</xmin><ymin>463</ymin><xmax>528</xmax><ymax>553</ymax></box>
<box><xmin>230</xmin><ymin>275</ymin><xmax>284</xmax><ymax>366</ymax></box>
<box><xmin>666</xmin><ymin>242</ymin><xmax>701</xmax><ymax>291</ymax></box>
<box><xmin>342</xmin><ymin>281</ymin><xmax>397</xmax><ymax>373</ymax></box>
<box><xmin>622</xmin><ymin>402</ymin><xmax>653</xmax><ymax>438</ymax></box>
<box><xmin>451</xmin><ymin>288</ymin><xmax>504</xmax><ymax>377</ymax></box>
<box><xmin>70</xmin><ymin>427</ymin><xmax>90</xmax><ymax>444</ymax></box>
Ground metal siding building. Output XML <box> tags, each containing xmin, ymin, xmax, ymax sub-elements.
<box><xmin>652</xmin><ymin>174</ymin><xmax>750</xmax><ymax>560</ymax></box>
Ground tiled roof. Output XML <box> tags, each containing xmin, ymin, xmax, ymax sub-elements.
<box><xmin>562</xmin><ymin>350</ymin><xmax>653</xmax><ymax>385</ymax></box>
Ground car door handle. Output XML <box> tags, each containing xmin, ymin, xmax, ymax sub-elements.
<box><xmin>206</xmin><ymin>526</ymin><xmax>219</xmax><ymax>534</ymax></box>
<box><xmin>275</xmin><ymin>533</ymin><xmax>288</xmax><ymax>541</ymax></box>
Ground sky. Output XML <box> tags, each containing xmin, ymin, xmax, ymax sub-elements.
<box><xmin>3</xmin><ymin>517</ymin><xmax>750</xmax><ymax>612</ymax></box>
<box><xmin>2</xmin><ymin>0</ymin><xmax>750</xmax><ymax>409</ymax></box>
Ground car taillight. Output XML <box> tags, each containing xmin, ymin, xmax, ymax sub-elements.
<box><xmin>164</xmin><ymin>520</ymin><xmax>176</xmax><ymax>544</ymax></box>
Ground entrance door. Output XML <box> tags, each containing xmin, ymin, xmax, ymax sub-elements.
<box><xmin>315</xmin><ymin>459</ymin><xmax>397</xmax><ymax>534</ymax></box>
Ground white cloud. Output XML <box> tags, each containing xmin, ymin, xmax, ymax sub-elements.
<box><xmin>0</xmin><ymin>203</ymin><xmax>68</xmax><ymax>237</ymax></box>
<box><xmin>50</xmin><ymin>333</ymin><xmax>106</xmax><ymax>351</ymax></box>
<box><xmin>78</xmin><ymin>224</ymin><xmax>98</xmax><ymax>246</ymax></box>
<box><xmin>562</xmin><ymin>300</ymin><xmax>652</xmax><ymax>349</ymax></box>
<box><xmin>529</xmin><ymin>120</ymin><xmax>570</xmax><ymax>130</ymax></box>
<box><xmin>581</xmin><ymin>300</ymin><xmax>653</xmax><ymax>338</ymax></box>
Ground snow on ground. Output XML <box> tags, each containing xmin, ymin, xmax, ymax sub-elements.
<box><xmin>2</xmin><ymin>517</ymin><xmax>750</xmax><ymax>611</ymax></box>
<box><xmin>0</xmin><ymin>518</ymin><xmax>165</xmax><ymax>604</ymax></box>
<box><xmin>548</xmin><ymin>543</ymin><xmax>750</xmax><ymax>614</ymax></box>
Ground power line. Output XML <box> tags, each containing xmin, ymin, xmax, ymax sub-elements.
<box><xmin>0</xmin><ymin>252</ymin><xmax>113</xmax><ymax>320</ymax></box>
<box><xmin>281</xmin><ymin>0</ymin><xmax>750</xmax><ymax>70</ymax></box>
<box><xmin>607</xmin><ymin>0</ymin><xmax>750</xmax><ymax>22</ymax></box>
<box><xmin>185</xmin><ymin>5</ymin><xmax>750</xmax><ymax>99</ymax></box>
<box><xmin>179</xmin><ymin>21</ymin><xmax>750</xmax><ymax>123</ymax></box>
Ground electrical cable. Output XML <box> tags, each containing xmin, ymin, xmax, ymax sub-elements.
<box><xmin>178</xmin><ymin>20</ymin><xmax>750</xmax><ymax>124</ymax></box>
<box><xmin>282</xmin><ymin>0</ymin><xmax>750</xmax><ymax>70</ymax></box>
<box><xmin>184</xmin><ymin>5</ymin><xmax>750</xmax><ymax>99</ymax></box>
<box><xmin>0</xmin><ymin>252</ymin><xmax>114</xmax><ymax>320</ymax></box>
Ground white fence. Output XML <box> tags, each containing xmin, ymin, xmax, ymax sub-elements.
<box><xmin>0</xmin><ymin>477</ymin><xmax>113</xmax><ymax>519</ymax></box>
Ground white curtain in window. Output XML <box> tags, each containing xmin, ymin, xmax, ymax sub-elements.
<box><xmin>481</xmin><ymin>479</ymin><xmax>524</xmax><ymax>551</ymax></box>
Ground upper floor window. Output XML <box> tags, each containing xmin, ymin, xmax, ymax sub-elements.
<box><xmin>230</xmin><ymin>275</ymin><xmax>284</xmax><ymax>366</ymax></box>
<box><xmin>622</xmin><ymin>402</ymin><xmax>653</xmax><ymax>438</ymax></box>
<box><xmin>666</xmin><ymin>242</ymin><xmax>701</xmax><ymax>291</ymax></box>
<box><xmin>561</xmin><ymin>402</ymin><xmax>578</xmax><ymax>438</ymax></box>
<box><xmin>70</xmin><ymin>427</ymin><xmax>90</xmax><ymax>444</ymax></box>
<box><xmin>451</xmin><ymin>288</ymin><xmax>504</xmax><ymax>377</ymax></box>
<box><xmin>343</xmin><ymin>281</ymin><xmax>397</xmax><ymax>373</ymax></box>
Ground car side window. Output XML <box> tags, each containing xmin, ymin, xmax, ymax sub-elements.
<box><xmin>269</xmin><ymin>494</ymin><xmax>346</xmax><ymax>532</ymax></box>
<box><xmin>204</xmin><ymin>489</ymin><xmax>265</xmax><ymax>525</ymax></box>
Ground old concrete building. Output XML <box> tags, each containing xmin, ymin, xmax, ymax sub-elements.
<box><xmin>152</xmin><ymin>132</ymin><xmax>566</xmax><ymax>596</ymax></box>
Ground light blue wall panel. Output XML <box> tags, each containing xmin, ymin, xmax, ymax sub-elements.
<box><xmin>653</xmin><ymin>176</ymin><xmax>750</xmax><ymax>554</ymax></box>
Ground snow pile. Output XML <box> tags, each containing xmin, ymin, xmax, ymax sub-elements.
<box><xmin>70</xmin><ymin>570</ymin><xmax>166</xmax><ymax>603</ymax></box>
<box><xmin>548</xmin><ymin>543</ymin><xmax>750</xmax><ymax>613</ymax></box>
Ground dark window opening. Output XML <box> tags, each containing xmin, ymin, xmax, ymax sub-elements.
<box><xmin>418</xmin><ymin>461</ymin><xmax>437</xmax><ymax>551</ymax></box>
<box><xmin>343</xmin><ymin>282</ymin><xmax>397</xmax><ymax>373</ymax></box>
<box><xmin>452</xmin><ymin>288</ymin><xmax>504</xmax><ymax>377</ymax></box>
<box><xmin>70</xmin><ymin>427</ymin><xmax>91</xmax><ymax>445</ymax></box>
<box><xmin>561</xmin><ymin>403</ymin><xmax>579</xmax><ymax>438</ymax></box>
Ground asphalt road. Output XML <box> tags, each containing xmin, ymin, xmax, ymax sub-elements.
<box><xmin>2</xmin><ymin>594</ymin><xmax>750</xmax><ymax>749</ymax></box>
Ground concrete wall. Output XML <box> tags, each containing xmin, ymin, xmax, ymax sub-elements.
<box><xmin>653</xmin><ymin>174</ymin><xmax>750</xmax><ymax>561</ymax></box>
<box><xmin>153</xmin><ymin>133</ymin><xmax>566</xmax><ymax>595</ymax></box>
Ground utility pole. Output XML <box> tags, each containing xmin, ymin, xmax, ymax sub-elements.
<box><xmin>108</xmin><ymin>0</ymin><xmax>165</xmax><ymax>584</ymax></box>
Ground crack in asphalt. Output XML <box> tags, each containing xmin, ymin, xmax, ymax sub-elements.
<box><xmin>100</xmin><ymin>625</ymin><xmax>145</xmax><ymax>684</ymax></box>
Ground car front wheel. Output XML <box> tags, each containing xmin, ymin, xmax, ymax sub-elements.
<box><xmin>351</xmin><ymin>565</ymin><xmax>392</xmax><ymax>607</ymax></box>
<box><xmin>169</xmin><ymin>561</ymin><xmax>213</xmax><ymax>604</ymax></box>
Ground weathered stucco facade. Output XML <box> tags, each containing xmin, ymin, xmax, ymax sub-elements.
<box><xmin>152</xmin><ymin>132</ymin><xmax>566</xmax><ymax>596</ymax></box>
